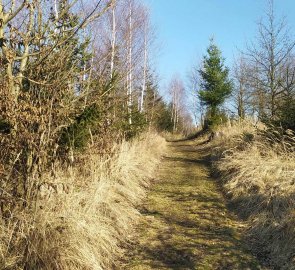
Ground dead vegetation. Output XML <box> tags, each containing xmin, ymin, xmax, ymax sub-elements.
<box><xmin>0</xmin><ymin>132</ymin><xmax>166</xmax><ymax>270</ymax></box>
<box><xmin>125</xmin><ymin>136</ymin><xmax>262</xmax><ymax>270</ymax></box>
<box><xmin>212</xmin><ymin>119</ymin><xmax>295</xmax><ymax>269</ymax></box>
<box><xmin>0</xmin><ymin>1</ymin><xmax>175</xmax><ymax>268</ymax></box>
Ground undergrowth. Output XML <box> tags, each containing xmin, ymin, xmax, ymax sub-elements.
<box><xmin>0</xmin><ymin>132</ymin><xmax>166</xmax><ymax>270</ymax></box>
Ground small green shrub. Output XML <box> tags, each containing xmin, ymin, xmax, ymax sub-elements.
<box><xmin>59</xmin><ymin>104</ymin><xmax>100</xmax><ymax>150</ymax></box>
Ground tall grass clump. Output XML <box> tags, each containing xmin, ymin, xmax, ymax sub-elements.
<box><xmin>211</xmin><ymin>118</ymin><xmax>263</xmax><ymax>147</ymax></box>
<box><xmin>0</xmin><ymin>132</ymin><xmax>166</xmax><ymax>270</ymax></box>
<box><xmin>212</xmin><ymin>119</ymin><xmax>295</xmax><ymax>269</ymax></box>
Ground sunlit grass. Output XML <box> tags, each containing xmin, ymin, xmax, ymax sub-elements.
<box><xmin>213</xmin><ymin>119</ymin><xmax>295</xmax><ymax>269</ymax></box>
<box><xmin>0</xmin><ymin>132</ymin><xmax>166</xmax><ymax>270</ymax></box>
<box><xmin>125</xmin><ymin>138</ymin><xmax>261</xmax><ymax>269</ymax></box>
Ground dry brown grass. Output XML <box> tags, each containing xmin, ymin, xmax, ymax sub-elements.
<box><xmin>212</xmin><ymin>118</ymin><xmax>264</xmax><ymax>147</ymax></box>
<box><xmin>0</xmin><ymin>132</ymin><xmax>166</xmax><ymax>270</ymax></box>
<box><xmin>212</xmin><ymin>119</ymin><xmax>295</xmax><ymax>269</ymax></box>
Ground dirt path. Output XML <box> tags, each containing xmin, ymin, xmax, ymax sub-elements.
<box><xmin>124</xmin><ymin>138</ymin><xmax>264</xmax><ymax>270</ymax></box>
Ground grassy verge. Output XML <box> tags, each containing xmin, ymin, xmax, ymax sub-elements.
<box><xmin>0</xmin><ymin>132</ymin><xmax>166</xmax><ymax>269</ymax></box>
<box><xmin>211</xmin><ymin>119</ymin><xmax>295</xmax><ymax>269</ymax></box>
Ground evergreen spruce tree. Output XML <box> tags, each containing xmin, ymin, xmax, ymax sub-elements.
<box><xmin>198</xmin><ymin>39</ymin><xmax>232</xmax><ymax>128</ymax></box>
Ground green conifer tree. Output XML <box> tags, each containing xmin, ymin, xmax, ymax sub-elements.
<box><xmin>198</xmin><ymin>39</ymin><xmax>232</xmax><ymax>128</ymax></box>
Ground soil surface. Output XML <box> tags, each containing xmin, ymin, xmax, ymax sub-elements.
<box><xmin>124</xmin><ymin>138</ymin><xmax>265</xmax><ymax>270</ymax></box>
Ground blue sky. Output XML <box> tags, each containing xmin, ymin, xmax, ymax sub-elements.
<box><xmin>143</xmin><ymin>0</ymin><xmax>295</xmax><ymax>91</ymax></box>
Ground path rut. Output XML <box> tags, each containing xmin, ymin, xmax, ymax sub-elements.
<box><xmin>124</xmin><ymin>138</ymin><xmax>264</xmax><ymax>270</ymax></box>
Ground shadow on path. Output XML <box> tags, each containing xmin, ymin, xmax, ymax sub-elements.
<box><xmin>123</xmin><ymin>138</ymin><xmax>266</xmax><ymax>270</ymax></box>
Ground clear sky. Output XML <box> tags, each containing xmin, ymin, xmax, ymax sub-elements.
<box><xmin>143</xmin><ymin>0</ymin><xmax>295</xmax><ymax>91</ymax></box>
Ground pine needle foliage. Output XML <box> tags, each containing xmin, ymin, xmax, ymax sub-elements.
<box><xmin>199</xmin><ymin>39</ymin><xmax>233</xmax><ymax>128</ymax></box>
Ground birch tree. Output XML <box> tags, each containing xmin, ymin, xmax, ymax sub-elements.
<box><xmin>139</xmin><ymin>8</ymin><xmax>150</xmax><ymax>113</ymax></box>
<box><xmin>169</xmin><ymin>76</ymin><xmax>185</xmax><ymax>133</ymax></box>
<box><xmin>233</xmin><ymin>56</ymin><xmax>253</xmax><ymax>118</ymax></box>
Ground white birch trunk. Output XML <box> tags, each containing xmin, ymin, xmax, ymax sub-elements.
<box><xmin>110</xmin><ymin>0</ymin><xmax>116</xmax><ymax>79</ymax></box>
<box><xmin>140</xmin><ymin>20</ymin><xmax>148</xmax><ymax>113</ymax></box>
<box><xmin>127</xmin><ymin>0</ymin><xmax>133</xmax><ymax>125</ymax></box>
<box><xmin>54</xmin><ymin>0</ymin><xmax>58</xmax><ymax>20</ymax></box>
